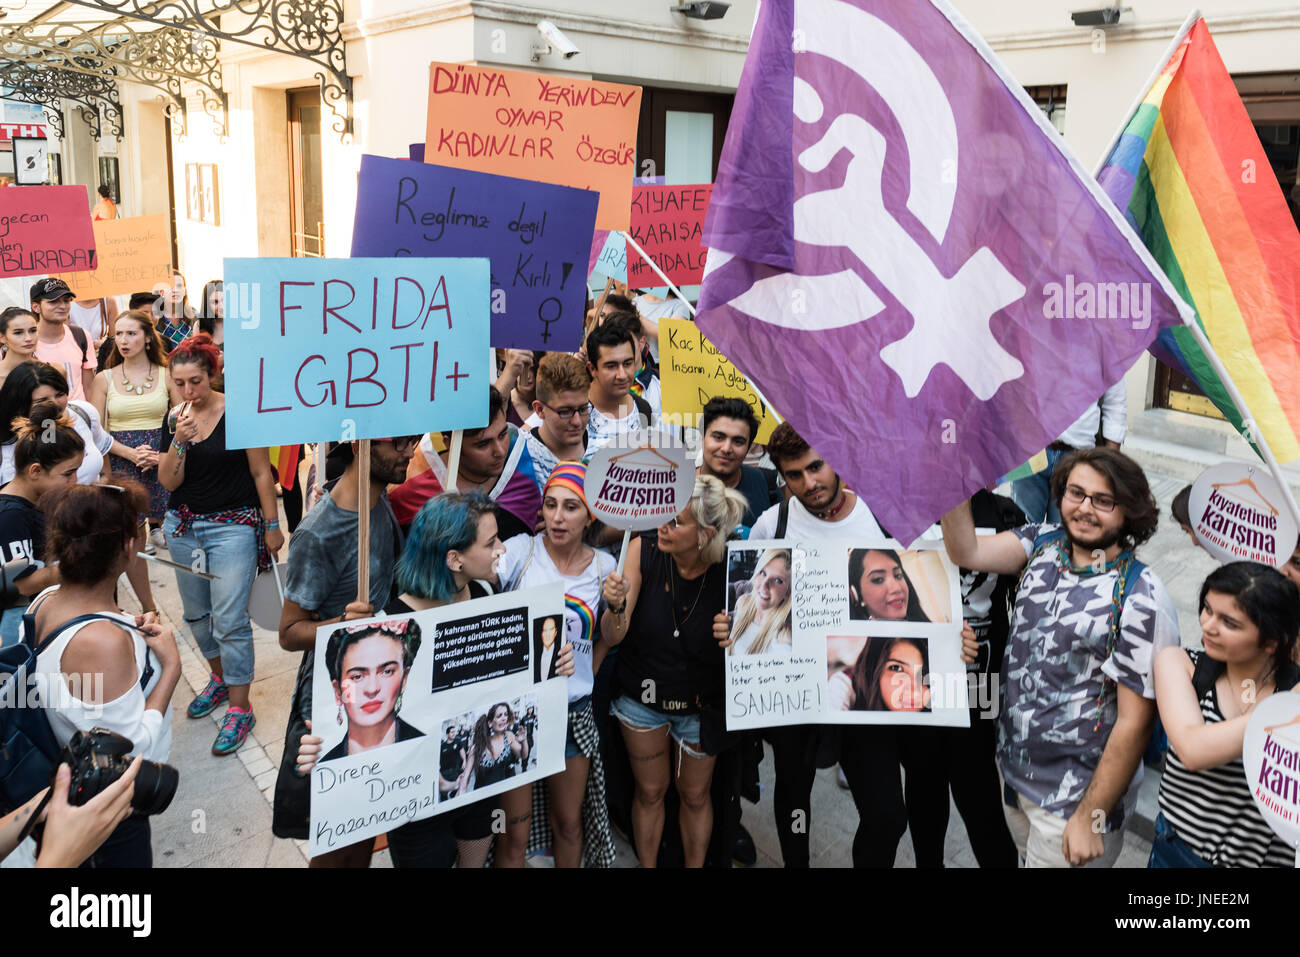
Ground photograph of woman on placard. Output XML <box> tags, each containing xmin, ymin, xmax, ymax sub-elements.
<box><xmin>444</xmin><ymin>695</ymin><xmax>538</xmax><ymax>798</ymax></box>
<box><xmin>847</xmin><ymin>548</ymin><xmax>951</xmax><ymax>623</ymax></box>
<box><xmin>828</xmin><ymin>636</ymin><xmax>932</xmax><ymax>713</ymax></box>
<box><xmin>726</xmin><ymin>547</ymin><xmax>793</xmax><ymax>656</ymax></box>
<box><xmin>321</xmin><ymin>619</ymin><xmax>425</xmax><ymax>762</ymax></box>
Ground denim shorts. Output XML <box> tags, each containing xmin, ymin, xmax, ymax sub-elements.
<box><xmin>564</xmin><ymin>696</ymin><xmax>591</xmax><ymax>759</ymax></box>
<box><xmin>610</xmin><ymin>694</ymin><xmax>706</xmax><ymax>758</ymax></box>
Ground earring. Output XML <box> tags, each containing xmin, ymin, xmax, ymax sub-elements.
<box><xmin>395</xmin><ymin>693</ymin><xmax>403</xmax><ymax>713</ymax></box>
<box><xmin>336</xmin><ymin>704</ymin><xmax>344</xmax><ymax>726</ymax></box>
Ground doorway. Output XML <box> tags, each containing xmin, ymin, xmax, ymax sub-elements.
<box><xmin>287</xmin><ymin>87</ymin><xmax>324</xmax><ymax>257</ymax></box>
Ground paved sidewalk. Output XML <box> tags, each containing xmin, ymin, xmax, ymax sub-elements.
<box><xmin>142</xmin><ymin>467</ymin><xmax>1217</xmax><ymax>868</ymax></box>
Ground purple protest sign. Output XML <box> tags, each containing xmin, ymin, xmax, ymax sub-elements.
<box><xmin>352</xmin><ymin>155</ymin><xmax>599</xmax><ymax>351</ymax></box>
<box><xmin>409</xmin><ymin>143</ymin><xmax>424</xmax><ymax>162</ymax></box>
<box><xmin>697</xmin><ymin>0</ymin><xmax>1195</xmax><ymax>543</ymax></box>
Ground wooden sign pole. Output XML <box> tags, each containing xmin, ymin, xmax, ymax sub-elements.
<box><xmin>356</xmin><ymin>439</ymin><xmax>371</xmax><ymax>605</ymax></box>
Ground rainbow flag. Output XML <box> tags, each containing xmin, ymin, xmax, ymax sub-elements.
<box><xmin>267</xmin><ymin>444</ymin><xmax>301</xmax><ymax>490</ymax></box>
<box><xmin>1099</xmin><ymin>19</ymin><xmax>1300</xmax><ymax>462</ymax></box>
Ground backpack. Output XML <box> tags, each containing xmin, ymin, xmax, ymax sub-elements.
<box><xmin>68</xmin><ymin>323</ymin><xmax>91</xmax><ymax>366</ymax></box>
<box><xmin>0</xmin><ymin>609</ymin><xmax>147</xmax><ymax>815</ymax></box>
<box><xmin>1192</xmin><ymin>651</ymin><xmax>1300</xmax><ymax>699</ymax></box>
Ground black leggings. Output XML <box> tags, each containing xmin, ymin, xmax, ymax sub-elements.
<box><xmin>766</xmin><ymin>725</ymin><xmax>821</xmax><ymax>867</ymax></box>
<box><xmin>839</xmin><ymin>726</ymin><xmax>951</xmax><ymax>867</ymax></box>
<box><xmin>940</xmin><ymin>709</ymin><xmax>1018</xmax><ymax>868</ymax></box>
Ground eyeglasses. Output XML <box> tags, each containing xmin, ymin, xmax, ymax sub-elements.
<box><xmin>1063</xmin><ymin>485</ymin><xmax>1117</xmax><ymax>513</ymax></box>
<box><xmin>538</xmin><ymin>399</ymin><xmax>590</xmax><ymax>421</ymax></box>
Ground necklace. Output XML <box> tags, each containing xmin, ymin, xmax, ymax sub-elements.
<box><xmin>813</xmin><ymin>488</ymin><xmax>851</xmax><ymax>521</ymax></box>
<box><xmin>668</xmin><ymin>558</ymin><xmax>708</xmax><ymax>638</ymax></box>
<box><xmin>119</xmin><ymin>364</ymin><xmax>155</xmax><ymax>396</ymax></box>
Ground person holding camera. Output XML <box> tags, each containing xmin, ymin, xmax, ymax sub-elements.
<box><xmin>29</xmin><ymin>479</ymin><xmax>180</xmax><ymax>867</ymax></box>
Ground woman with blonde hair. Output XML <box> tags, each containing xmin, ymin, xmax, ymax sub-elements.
<box><xmin>728</xmin><ymin>548</ymin><xmax>792</xmax><ymax>656</ymax></box>
<box><xmin>599</xmin><ymin>474</ymin><xmax>746</xmax><ymax>867</ymax></box>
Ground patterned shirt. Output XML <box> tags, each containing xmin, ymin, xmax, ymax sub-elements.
<box><xmin>998</xmin><ymin>524</ymin><xmax>1179</xmax><ymax>823</ymax></box>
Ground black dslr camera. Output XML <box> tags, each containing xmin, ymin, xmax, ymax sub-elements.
<box><xmin>58</xmin><ymin>728</ymin><xmax>179</xmax><ymax>816</ymax></box>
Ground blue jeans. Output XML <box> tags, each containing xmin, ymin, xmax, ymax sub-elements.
<box><xmin>0</xmin><ymin>605</ymin><xmax>25</xmax><ymax>648</ymax></box>
<box><xmin>162</xmin><ymin>512</ymin><xmax>258</xmax><ymax>686</ymax></box>
<box><xmin>610</xmin><ymin>694</ymin><xmax>706</xmax><ymax>757</ymax></box>
<box><xmin>1148</xmin><ymin>813</ymin><xmax>1212</xmax><ymax>868</ymax></box>
<box><xmin>1009</xmin><ymin>446</ymin><xmax>1070</xmax><ymax>524</ymax></box>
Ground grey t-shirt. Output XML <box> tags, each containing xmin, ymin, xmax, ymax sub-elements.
<box><xmin>285</xmin><ymin>489</ymin><xmax>402</xmax><ymax>714</ymax></box>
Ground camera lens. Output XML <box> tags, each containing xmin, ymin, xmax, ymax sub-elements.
<box><xmin>132</xmin><ymin>761</ymin><xmax>180</xmax><ymax>816</ymax></box>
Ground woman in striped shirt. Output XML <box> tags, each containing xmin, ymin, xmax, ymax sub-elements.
<box><xmin>1152</xmin><ymin>561</ymin><xmax>1300</xmax><ymax>867</ymax></box>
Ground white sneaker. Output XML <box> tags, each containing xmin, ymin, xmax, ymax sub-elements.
<box><xmin>836</xmin><ymin>766</ymin><xmax>850</xmax><ymax>789</ymax></box>
<box><xmin>149</xmin><ymin>527</ymin><xmax>167</xmax><ymax>551</ymax></box>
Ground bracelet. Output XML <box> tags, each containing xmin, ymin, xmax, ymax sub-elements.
<box><xmin>264</xmin><ymin>520</ymin><xmax>280</xmax><ymax>530</ymax></box>
<box><xmin>171</xmin><ymin>440</ymin><xmax>187</xmax><ymax>456</ymax></box>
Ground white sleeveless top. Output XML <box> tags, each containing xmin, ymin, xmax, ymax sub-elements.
<box><xmin>30</xmin><ymin>587</ymin><xmax>172</xmax><ymax>762</ymax></box>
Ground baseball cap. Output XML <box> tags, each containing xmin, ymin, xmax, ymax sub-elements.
<box><xmin>30</xmin><ymin>278</ymin><xmax>74</xmax><ymax>303</ymax></box>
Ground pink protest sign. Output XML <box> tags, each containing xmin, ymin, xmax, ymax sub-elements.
<box><xmin>0</xmin><ymin>185</ymin><xmax>95</xmax><ymax>277</ymax></box>
<box><xmin>626</xmin><ymin>184</ymin><xmax>712</xmax><ymax>287</ymax></box>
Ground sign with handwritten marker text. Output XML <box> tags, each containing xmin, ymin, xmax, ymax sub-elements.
<box><xmin>0</xmin><ymin>185</ymin><xmax>95</xmax><ymax>277</ymax></box>
<box><xmin>660</xmin><ymin>318</ymin><xmax>777</xmax><ymax>443</ymax></box>
<box><xmin>590</xmin><ymin>229</ymin><xmax>627</xmax><ymax>281</ymax></box>
<box><xmin>424</xmin><ymin>62</ymin><xmax>641</xmax><ymax>231</ymax></box>
<box><xmin>308</xmin><ymin>584</ymin><xmax>567</xmax><ymax>856</ymax></box>
<box><xmin>55</xmin><ymin>214</ymin><xmax>171</xmax><ymax>300</ymax></box>
<box><xmin>352</xmin><ymin>155</ymin><xmax>598</xmax><ymax>352</ymax></box>
<box><xmin>223</xmin><ymin>257</ymin><xmax>491</xmax><ymax>449</ymax></box>
<box><xmin>626</xmin><ymin>184</ymin><xmax>711</xmax><ymax>287</ymax></box>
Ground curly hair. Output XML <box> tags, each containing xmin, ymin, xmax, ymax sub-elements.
<box><xmin>1050</xmin><ymin>447</ymin><xmax>1158</xmax><ymax>549</ymax></box>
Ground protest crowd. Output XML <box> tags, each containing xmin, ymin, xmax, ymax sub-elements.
<box><xmin>2</xmin><ymin>3</ymin><xmax>1300</xmax><ymax>877</ymax></box>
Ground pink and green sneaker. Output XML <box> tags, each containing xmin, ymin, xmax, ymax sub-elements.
<box><xmin>187</xmin><ymin>674</ymin><xmax>228</xmax><ymax>718</ymax></box>
<box><xmin>212</xmin><ymin>708</ymin><xmax>255</xmax><ymax>756</ymax></box>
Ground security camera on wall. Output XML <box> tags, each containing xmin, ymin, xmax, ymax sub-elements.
<box><xmin>532</xmin><ymin>20</ymin><xmax>580</xmax><ymax>61</ymax></box>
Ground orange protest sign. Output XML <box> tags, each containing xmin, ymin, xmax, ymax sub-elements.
<box><xmin>424</xmin><ymin>63</ymin><xmax>641</xmax><ymax>231</ymax></box>
<box><xmin>56</xmin><ymin>214</ymin><xmax>171</xmax><ymax>300</ymax></box>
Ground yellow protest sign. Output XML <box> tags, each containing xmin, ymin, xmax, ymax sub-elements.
<box><xmin>660</xmin><ymin>317</ymin><xmax>777</xmax><ymax>443</ymax></box>
<box><xmin>57</xmin><ymin>214</ymin><xmax>172</xmax><ymax>300</ymax></box>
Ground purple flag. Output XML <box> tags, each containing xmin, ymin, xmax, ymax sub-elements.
<box><xmin>697</xmin><ymin>0</ymin><xmax>1195</xmax><ymax>543</ymax></box>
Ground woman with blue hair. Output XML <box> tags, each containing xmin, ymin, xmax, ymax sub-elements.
<box><xmin>296</xmin><ymin>491</ymin><xmax>573</xmax><ymax>867</ymax></box>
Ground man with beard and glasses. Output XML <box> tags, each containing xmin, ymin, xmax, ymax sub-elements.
<box><xmin>942</xmin><ymin>447</ymin><xmax>1180</xmax><ymax>868</ymax></box>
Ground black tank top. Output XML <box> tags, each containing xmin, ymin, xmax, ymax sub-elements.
<box><xmin>615</xmin><ymin>534</ymin><xmax>725</xmax><ymax>715</ymax></box>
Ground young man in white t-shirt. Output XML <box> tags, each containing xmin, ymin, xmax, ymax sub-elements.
<box><xmin>744</xmin><ymin>423</ymin><xmax>886</xmax><ymax>868</ymax></box>
<box><xmin>30</xmin><ymin>279</ymin><xmax>97</xmax><ymax>401</ymax></box>
<box><xmin>584</xmin><ymin>320</ymin><xmax>649</xmax><ymax>452</ymax></box>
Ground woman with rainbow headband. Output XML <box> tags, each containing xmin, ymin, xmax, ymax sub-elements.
<box><xmin>492</xmin><ymin>460</ymin><xmax>617</xmax><ymax>868</ymax></box>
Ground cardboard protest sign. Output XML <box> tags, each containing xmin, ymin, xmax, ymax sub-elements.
<box><xmin>352</xmin><ymin>155</ymin><xmax>598</xmax><ymax>351</ymax></box>
<box><xmin>0</xmin><ymin>185</ymin><xmax>94</xmax><ymax>277</ymax></box>
<box><xmin>589</xmin><ymin>229</ymin><xmax>627</xmax><ymax>281</ymax></box>
<box><xmin>660</xmin><ymin>317</ymin><xmax>777</xmax><ymax>443</ymax></box>
<box><xmin>724</xmin><ymin>539</ymin><xmax>967</xmax><ymax>730</ymax></box>
<box><xmin>1188</xmin><ymin>462</ymin><xmax>1297</xmax><ymax>567</ymax></box>
<box><xmin>585</xmin><ymin>432</ymin><xmax>695</xmax><ymax>530</ymax></box>
<box><xmin>1243</xmin><ymin>692</ymin><xmax>1300</xmax><ymax>853</ymax></box>
<box><xmin>626</xmin><ymin>184</ymin><xmax>711</xmax><ymax>287</ymax></box>
<box><xmin>425</xmin><ymin>62</ymin><xmax>641</xmax><ymax>231</ymax></box>
<box><xmin>55</xmin><ymin>214</ymin><xmax>171</xmax><ymax>300</ymax></box>
<box><xmin>308</xmin><ymin>585</ymin><xmax>567</xmax><ymax>856</ymax></box>
<box><xmin>223</xmin><ymin>256</ymin><xmax>491</xmax><ymax>449</ymax></box>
